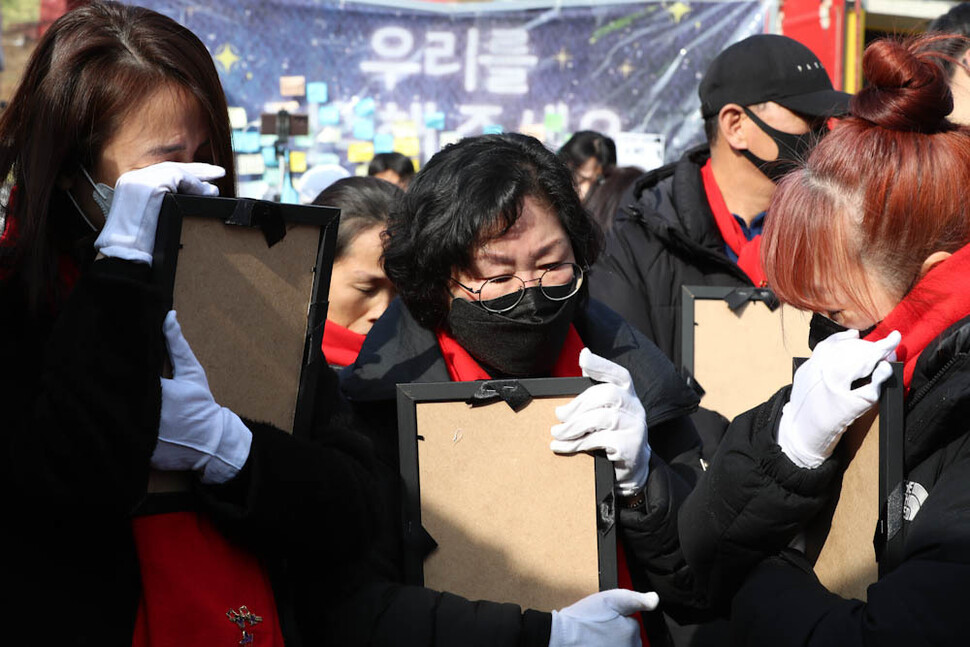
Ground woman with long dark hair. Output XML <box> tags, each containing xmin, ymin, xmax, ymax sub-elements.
<box><xmin>0</xmin><ymin>3</ymin><xmax>374</xmax><ymax>643</ymax></box>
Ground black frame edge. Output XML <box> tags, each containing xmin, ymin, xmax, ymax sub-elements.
<box><xmin>395</xmin><ymin>377</ymin><xmax>617</xmax><ymax>591</ymax></box>
<box><xmin>878</xmin><ymin>361</ymin><xmax>906</xmax><ymax>577</ymax></box>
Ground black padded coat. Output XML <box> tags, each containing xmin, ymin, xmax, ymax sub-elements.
<box><xmin>1</xmin><ymin>226</ymin><xmax>376</xmax><ymax>646</ymax></box>
<box><xmin>679</xmin><ymin>316</ymin><xmax>970</xmax><ymax>646</ymax></box>
<box><xmin>333</xmin><ymin>297</ymin><xmax>707</xmax><ymax>646</ymax></box>
<box><xmin>588</xmin><ymin>145</ymin><xmax>752</xmax><ymax>369</ymax></box>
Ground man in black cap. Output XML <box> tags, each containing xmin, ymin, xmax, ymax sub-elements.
<box><xmin>588</xmin><ymin>34</ymin><xmax>850</xmax><ymax>647</ymax></box>
<box><xmin>589</xmin><ymin>34</ymin><xmax>850</xmax><ymax>370</ymax></box>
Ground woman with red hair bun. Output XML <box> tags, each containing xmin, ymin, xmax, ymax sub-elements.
<box><xmin>678</xmin><ymin>36</ymin><xmax>970</xmax><ymax>645</ymax></box>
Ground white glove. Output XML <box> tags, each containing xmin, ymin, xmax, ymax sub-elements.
<box><xmin>155</xmin><ymin>311</ymin><xmax>253</xmax><ymax>484</ymax></box>
<box><xmin>550</xmin><ymin>589</ymin><xmax>659</xmax><ymax>647</ymax></box>
<box><xmin>550</xmin><ymin>348</ymin><xmax>651</xmax><ymax>497</ymax></box>
<box><xmin>778</xmin><ymin>329</ymin><xmax>901</xmax><ymax>469</ymax></box>
<box><xmin>94</xmin><ymin>162</ymin><xmax>225</xmax><ymax>265</ymax></box>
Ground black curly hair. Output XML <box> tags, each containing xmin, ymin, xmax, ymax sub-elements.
<box><xmin>382</xmin><ymin>133</ymin><xmax>602</xmax><ymax>330</ymax></box>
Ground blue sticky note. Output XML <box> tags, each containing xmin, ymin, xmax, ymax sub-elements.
<box><xmin>293</xmin><ymin>135</ymin><xmax>313</xmax><ymax>148</ymax></box>
<box><xmin>425</xmin><ymin>111</ymin><xmax>446</xmax><ymax>130</ymax></box>
<box><xmin>306</xmin><ymin>81</ymin><xmax>328</xmax><ymax>104</ymax></box>
<box><xmin>318</xmin><ymin>104</ymin><xmax>340</xmax><ymax>126</ymax></box>
<box><xmin>232</xmin><ymin>130</ymin><xmax>260</xmax><ymax>153</ymax></box>
<box><xmin>314</xmin><ymin>152</ymin><xmax>341</xmax><ymax>166</ymax></box>
<box><xmin>374</xmin><ymin>133</ymin><xmax>394</xmax><ymax>154</ymax></box>
<box><xmin>483</xmin><ymin>124</ymin><xmax>504</xmax><ymax>135</ymax></box>
<box><xmin>354</xmin><ymin>97</ymin><xmax>376</xmax><ymax>117</ymax></box>
<box><xmin>353</xmin><ymin>118</ymin><xmax>375</xmax><ymax>141</ymax></box>
<box><xmin>260</xmin><ymin>134</ymin><xmax>277</xmax><ymax>147</ymax></box>
<box><xmin>231</xmin><ymin>131</ymin><xmax>246</xmax><ymax>152</ymax></box>
<box><xmin>261</xmin><ymin>146</ymin><xmax>279</xmax><ymax>168</ymax></box>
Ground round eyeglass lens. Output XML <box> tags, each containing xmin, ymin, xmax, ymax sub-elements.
<box><xmin>540</xmin><ymin>263</ymin><xmax>582</xmax><ymax>300</ymax></box>
<box><xmin>479</xmin><ymin>275</ymin><xmax>525</xmax><ymax>310</ymax></box>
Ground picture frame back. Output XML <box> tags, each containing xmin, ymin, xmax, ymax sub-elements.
<box><xmin>152</xmin><ymin>194</ymin><xmax>339</xmax><ymax>437</ymax></box>
<box><xmin>397</xmin><ymin>377</ymin><xmax>617</xmax><ymax>612</ymax></box>
<box><xmin>681</xmin><ymin>285</ymin><xmax>811</xmax><ymax>420</ymax></box>
<box><xmin>807</xmin><ymin>361</ymin><xmax>905</xmax><ymax>601</ymax></box>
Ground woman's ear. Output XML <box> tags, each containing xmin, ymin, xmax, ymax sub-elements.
<box><xmin>920</xmin><ymin>251</ymin><xmax>952</xmax><ymax>278</ymax></box>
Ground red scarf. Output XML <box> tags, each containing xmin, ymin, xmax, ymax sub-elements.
<box><xmin>0</xmin><ymin>190</ymin><xmax>81</xmax><ymax>292</ymax></box>
<box><xmin>434</xmin><ymin>325</ymin><xmax>649</xmax><ymax>645</ymax></box>
<box><xmin>0</xmin><ymin>208</ymin><xmax>17</xmax><ymax>282</ymax></box>
<box><xmin>864</xmin><ymin>242</ymin><xmax>970</xmax><ymax>390</ymax></box>
<box><xmin>322</xmin><ymin>319</ymin><xmax>366</xmax><ymax>367</ymax></box>
<box><xmin>131</xmin><ymin>511</ymin><xmax>285</xmax><ymax>647</ymax></box>
<box><xmin>701</xmin><ymin>160</ymin><xmax>766</xmax><ymax>287</ymax></box>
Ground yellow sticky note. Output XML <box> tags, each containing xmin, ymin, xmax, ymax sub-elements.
<box><xmin>395</xmin><ymin>136</ymin><xmax>420</xmax><ymax>158</ymax></box>
<box><xmin>347</xmin><ymin>141</ymin><xmax>375</xmax><ymax>163</ymax></box>
<box><xmin>279</xmin><ymin>75</ymin><xmax>306</xmax><ymax>97</ymax></box>
<box><xmin>228</xmin><ymin>107</ymin><xmax>248</xmax><ymax>130</ymax></box>
<box><xmin>355</xmin><ymin>164</ymin><xmax>369</xmax><ymax>177</ymax></box>
<box><xmin>289</xmin><ymin>150</ymin><xmax>307</xmax><ymax>174</ymax></box>
<box><xmin>392</xmin><ymin>121</ymin><xmax>419</xmax><ymax>138</ymax></box>
<box><xmin>519</xmin><ymin>123</ymin><xmax>547</xmax><ymax>142</ymax></box>
<box><xmin>410</xmin><ymin>157</ymin><xmax>421</xmax><ymax>173</ymax></box>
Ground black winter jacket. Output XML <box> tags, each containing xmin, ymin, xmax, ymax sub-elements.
<box><xmin>679</xmin><ymin>316</ymin><xmax>970</xmax><ymax>645</ymax></box>
<box><xmin>334</xmin><ymin>297</ymin><xmax>707</xmax><ymax>646</ymax></box>
<box><xmin>588</xmin><ymin>146</ymin><xmax>752</xmax><ymax>369</ymax></box>
<box><xmin>1</xmin><ymin>248</ymin><xmax>376</xmax><ymax>645</ymax></box>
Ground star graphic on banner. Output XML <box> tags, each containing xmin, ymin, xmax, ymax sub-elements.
<box><xmin>554</xmin><ymin>47</ymin><xmax>572</xmax><ymax>70</ymax></box>
<box><xmin>213</xmin><ymin>43</ymin><xmax>241</xmax><ymax>73</ymax></box>
<box><xmin>666</xmin><ymin>2</ymin><xmax>691</xmax><ymax>24</ymax></box>
<box><xmin>618</xmin><ymin>60</ymin><xmax>635</xmax><ymax>78</ymax></box>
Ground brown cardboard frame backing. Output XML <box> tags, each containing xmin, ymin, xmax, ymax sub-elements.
<box><xmin>397</xmin><ymin>378</ymin><xmax>617</xmax><ymax>612</ymax></box>
<box><xmin>152</xmin><ymin>194</ymin><xmax>339</xmax><ymax>435</ymax></box>
<box><xmin>681</xmin><ymin>285</ymin><xmax>811</xmax><ymax>421</ymax></box>
<box><xmin>805</xmin><ymin>362</ymin><xmax>905</xmax><ymax>600</ymax></box>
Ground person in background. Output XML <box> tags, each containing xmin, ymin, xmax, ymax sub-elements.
<box><xmin>340</xmin><ymin>133</ymin><xmax>708</xmax><ymax>646</ymax></box>
<box><xmin>583</xmin><ymin>165</ymin><xmax>644</xmax><ymax>234</ymax></box>
<box><xmin>0</xmin><ymin>3</ymin><xmax>377</xmax><ymax>644</ymax></box>
<box><xmin>679</xmin><ymin>36</ymin><xmax>970</xmax><ymax>645</ymax></box>
<box><xmin>558</xmin><ymin>130</ymin><xmax>617</xmax><ymax>200</ymax></box>
<box><xmin>368</xmin><ymin>151</ymin><xmax>415</xmax><ymax>189</ymax></box>
<box><xmin>313</xmin><ymin>176</ymin><xmax>400</xmax><ymax>368</ymax></box>
<box><xmin>589</xmin><ymin>35</ymin><xmax>849</xmax><ymax>369</ymax></box>
<box><xmin>927</xmin><ymin>4</ymin><xmax>970</xmax><ymax>126</ymax></box>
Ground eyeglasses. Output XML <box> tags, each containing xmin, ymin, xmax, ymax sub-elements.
<box><xmin>451</xmin><ymin>262</ymin><xmax>586</xmax><ymax>313</ymax></box>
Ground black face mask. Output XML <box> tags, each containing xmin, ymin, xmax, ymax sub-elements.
<box><xmin>446</xmin><ymin>286</ymin><xmax>579</xmax><ymax>378</ymax></box>
<box><xmin>740</xmin><ymin>106</ymin><xmax>824</xmax><ymax>183</ymax></box>
<box><xmin>808</xmin><ymin>312</ymin><xmax>879</xmax><ymax>350</ymax></box>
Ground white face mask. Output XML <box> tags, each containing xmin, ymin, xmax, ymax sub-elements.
<box><xmin>64</xmin><ymin>167</ymin><xmax>114</xmax><ymax>232</ymax></box>
<box><xmin>81</xmin><ymin>167</ymin><xmax>115</xmax><ymax>217</ymax></box>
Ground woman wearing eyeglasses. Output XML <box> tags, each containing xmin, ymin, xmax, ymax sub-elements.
<box><xmin>338</xmin><ymin>133</ymin><xmax>707</xmax><ymax>646</ymax></box>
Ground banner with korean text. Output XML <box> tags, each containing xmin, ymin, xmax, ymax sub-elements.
<box><xmin>127</xmin><ymin>0</ymin><xmax>770</xmax><ymax>199</ymax></box>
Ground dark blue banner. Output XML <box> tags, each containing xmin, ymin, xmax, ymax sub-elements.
<box><xmin>126</xmin><ymin>0</ymin><xmax>768</xmax><ymax>198</ymax></box>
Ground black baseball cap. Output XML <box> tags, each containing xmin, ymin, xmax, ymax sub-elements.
<box><xmin>699</xmin><ymin>34</ymin><xmax>851</xmax><ymax>119</ymax></box>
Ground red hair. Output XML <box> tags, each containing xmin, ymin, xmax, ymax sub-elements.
<box><xmin>763</xmin><ymin>36</ymin><xmax>970</xmax><ymax>319</ymax></box>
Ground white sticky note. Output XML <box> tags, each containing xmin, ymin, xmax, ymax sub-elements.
<box><xmin>236</xmin><ymin>152</ymin><xmax>266</xmax><ymax>176</ymax></box>
<box><xmin>228</xmin><ymin>107</ymin><xmax>248</xmax><ymax>130</ymax></box>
